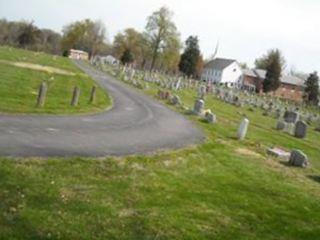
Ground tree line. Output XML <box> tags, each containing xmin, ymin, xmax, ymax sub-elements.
<box><xmin>0</xmin><ymin>7</ymin><xmax>204</xmax><ymax>77</ymax></box>
<box><xmin>0</xmin><ymin>6</ymin><xmax>318</xmax><ymax>105</ymax></box>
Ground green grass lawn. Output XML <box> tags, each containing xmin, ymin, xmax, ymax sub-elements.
<box><xmin>0</xmin><ymin>64</ymin><xmax>320</xmax><ymax>239</ymax></box>
<box><xmin>0</xmin><ymin>46</ymin><xmax>110</xmax><ymax>114</ymax></box>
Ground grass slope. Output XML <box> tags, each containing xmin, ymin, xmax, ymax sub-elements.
<box><xmin>0</xmin><ymin>64</ymin><xmax>320</xmax><ymax>239</ymax></box>
<box><xmin>0</xmin><ymin>46</ymin><xmax>110</xmax><ymax>114</ymax></box>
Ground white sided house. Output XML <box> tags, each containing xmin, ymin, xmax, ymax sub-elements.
<box><xmin>201</xmin><ymin>58</ymin><xmax>242</xmax><ymax>88</ymax></box>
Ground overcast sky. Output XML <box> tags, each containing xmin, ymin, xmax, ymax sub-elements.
<box><xmin>1</xmin><ymin>0</ymin><xmax>320</xmax><ymax>73</ymax></box>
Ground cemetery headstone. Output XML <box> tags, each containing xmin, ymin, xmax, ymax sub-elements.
<box><xmin>267</xmin><ymin>147</ymin><xmax>291</xmax><ymax>160</ymax></box>
<box><xmin>71</xmin><ymin>86</ymin><xmax>80</xmax><ymax>106</ymax></box>
<box><xmin>289</xmin><ymin>150</ymin><xmax>309</xmax><ymax>168</ymax></box>
<box><xmin>294</xmin><ymin>121</ymin><xmax>307</xmax><ymax>138</ymax></box>
<box><xmin>89</xmin><ymin>86</ymin><xmax>97</xmax><ymax>104</ymax></box>
<box><xmin>205</xmin><ymin>112</ymin><xmax>216</xmax><ymax>123</ymax></box>
<box><xmin>193</xmin><ymin>99</ymin><xmax>204</xmax><ymax>115</ymax></box>
<box><xmin>237</xmin><ymin>118</ymin><xmax>249</xmax><ymax>140</ymax></box>
<box><xmin>276</xmin><ymin>121</ymin><xmax>286</xmax><ymax>131</ymax></box>
<box><xmin>284</xmin><ymin>111</ymin><xmax>299</xmax><ymax>123</ymax></box>
<box><xmin>170</xmin><ymin>95</ymin><xmax>181</xmax><ymax>105</ymax></box>
<box><xmin>284</xmin><ymin>122</ymin><xmax>295</xmax><ymax>135</ymax></box>
<box><xmin>36</xmin><ymin>82</ymin><xmax>47</xmax><ymax>107</ymax></box>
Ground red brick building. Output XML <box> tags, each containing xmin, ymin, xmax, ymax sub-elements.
<box><xmin>273</xmin><ymin>75</ymin><xmax>305</xmax><ymax>102</ymax></box>
<box><xmin>242</xmin><ymin>69</ymin><xmax>305</xmax><ymax>102</ymax></box>
<box><xmin>242</xmin><ymin>69</ymin><xmax>266</xmax><ymax>92</ymax></box>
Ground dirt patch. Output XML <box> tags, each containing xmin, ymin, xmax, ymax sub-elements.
<box><xmin>235</xmin><ymin>148</ymin><xmax>263</xmax><ymax>158</ymax></box>
<box><xmin>118</xmin><ymin>208</ymin><xmax>136</xmax><ymax>218</ymax></box>
<box><xmin>0</xmin><ymin>59</ymin><xmax>76</xmax><ymax>76</ymax></box>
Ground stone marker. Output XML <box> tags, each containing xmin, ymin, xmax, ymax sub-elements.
<box><xmin>275</xmin><ymin>109</ymin><xmax>282</xmax><ymax>119</ymax></box>
<box><xmin>237</xmin><ymin>118</ymin><xmax>249</xmax><ymax>140</ymax></box>
<box><xmin>284</xmin><ymin>122</ymin><xmax>295</xmax><ymax>135</ymax></box>
<box><xmin>193</xmin><ymin>99</ymin><xmax>204</xmax><ymax>115</ymax></box>
<box><xmin>71</xmin><ymin>86</ymin><xmax>80</xmax><ymax>106</ymax></box>
<box><xmin>36</xmin><ymin>82</ymin><xmax>47</xmax><ymax>107</ymax></box>
<box><xmin>205</xmin><ymin>112</ymin><xmax>216</xmax><ymax>123</ymax></box>
<box><xmin>294</xmin><ymin>121</ymin><xmax>307</xmax><ymax>138</ymax></box>
<box><xmin>289</xmin><ymin>150</ymin><xmax>309</xmax><ymax>168</ymax></box>
<box><xmin>89</xmin><ymin>86</ymin><xmax>97</xmax><ymax>104</ymax></box>
<box><xmin>170</xmin><ymin>95</ymin><xmax>181</xmax><ymax>105</ymax></box>
<box><xmin>284</xmin><ymin>111</ymin><xmax>299</xmax><ymax>123</ymax></box>
<box><xmin>276</xmin><ymin>121</ymin><xmax>286</xmax><ymax>130</ymax></box>
<box><xmin>267</xmin><ymin>147</ymin><xmax>291</xmax><ymax>160</ymax></box>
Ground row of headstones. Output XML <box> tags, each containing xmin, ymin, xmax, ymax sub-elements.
<box><xmin>106</xmin><ymin>61</ymin><xmax>319</xmax><ymax>126</ymax></box>
<box><xmin>112</xmin><ymin>63</ymin><xmax>312</xmax><ymax>168</ymax></box>
<box><xmin>198</xmin><ymin>84</ymin><xmax>319</xmax><ymax>137</ymax></box>
<box><xmin>194</xmin><ymin>87</ymin><xmax>312</xmax><ymax>168</ymax></box>
<box><xmin>97</xmin><ymin>62</ymin><xmax>320</xmax><ymax>129</ymax></box>
<box><xmin>36</xmin><ymin>82</ymin><xmax>97</xmax><ymax>107</ymax></box>
<box><xmin>194</xmin><ymin>98</ymin><xmax>310</xmax><ymax>168</ymax></box>
<box><xmin>160</xmin><ymin>90</ymin><xmax>311</xmax><ymax>168</ymax></box>
<box><xmin>276</xmin><ymin>111</ymin><xmax>308</xmax><ymax>138</ymax></box>
<box><xmin>207</xmin><ymin>85</ymin><xmax>320</xmax><ymax>125</ymax></box>
<box><xmin>193</xmin><ymin>98</ymin><xmax>249</xmax><ymax>139</ymax></box>
<box><xmin>113</xmin><ymin>64</ymin><xmax>200</xmax><ymax>92</ymax></box>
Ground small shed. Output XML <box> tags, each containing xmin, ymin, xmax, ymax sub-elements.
<box><xmin>69</xmin><ymin>49</ymin><xmax>89</xmax><ymax>60</ymax></box>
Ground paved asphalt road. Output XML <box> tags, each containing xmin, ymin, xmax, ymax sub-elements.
<box><xmin>0</xmin><ymin>61</ymin><xmax>204</xmax><ymax>157</ymax></box>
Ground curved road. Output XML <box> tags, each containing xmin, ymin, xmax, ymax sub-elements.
<box><xmin>0</xmin><ymin>61</ymin><xmax>204</xmax><ymax>157</ymax></box>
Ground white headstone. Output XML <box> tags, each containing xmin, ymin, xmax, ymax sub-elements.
<box><xmin>237</xmin><ymin>118</ymin><xmax>249</xmax><ymax>140</ymax></box>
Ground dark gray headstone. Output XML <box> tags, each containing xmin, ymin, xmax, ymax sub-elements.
<box><xmin>284</xmin><ymin>111</ymin><xmax>299</xmax><ymax>123</ymax></box>
<box><xmin>170</xmin><ymin>95</ymin><xmax>181</xmax><ymax>105</ymax></box>
<box><xmin>71</xmin><ymin>86</ymin><xmax>80</xmax><ymax>106</ymax></box>
<box><xmin>205</xmin><ymin>112</ymin><xmax>216</xmax><ymax>123</ymax></box>
<box><xmin>36</xmin><ymin>82</ymin><xmax>47</xmax><ymax>107</ymax></box>
<box><xmin>289</xmin><ymin>150</ymin><xmax>309</xmax><ymax>168</ymax></box>
<box><xmin>276</xmin><ymin>121</ymin><xmax>286</xmax><ymax>130</ymax></box>
<box><xmin>89</xmin><ymin>86</ymin><xmax>96</xmax><ymax>104</ymax></box>
<box><xmin>294</xmin><ymin>121</ymin><xmax>307</xmax><ymax>139</ymax></box>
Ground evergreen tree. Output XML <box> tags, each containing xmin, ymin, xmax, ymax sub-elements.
<box><xmin>179</xmin><ymin>36</ymin><xmax>201</xmax><ymax>77</ymax></box>
<box><xmin>120</xmin><ymin>49</ymin><xmax>134</xmax><ymax>65</ymax></box>
<box><xmin>261</xmin><ymin>49</ymin><xmax>284</xmax><ymax>93</ymax></box>
<box><xmin>304</xmin><ymin>71</ymin><xmax>319</xmax><ymax>105</ymax></box>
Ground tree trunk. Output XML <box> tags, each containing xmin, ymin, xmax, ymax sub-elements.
<box><xmin>150</xmin><ymin>47</ymin><xmax>158</xmax><ymax>71</ymax></box>
<box><xmin>150</xmin><ymin>30</ymin><xmax>162</xmax><ymax>71</ymax></box>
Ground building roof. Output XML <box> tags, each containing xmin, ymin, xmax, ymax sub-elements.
<box><xmin>242</xmin><ymin>69</ymin><xmax>256</xmax><ymax>78</ymax></box>
<box><xmin>254</xmin><ymin>69</ymin><xmax>267</xmax><ymax>79</ymax></box>
<box><xmin>281</xmin><ymin>75</ymin><xmax>304</xmax><ymax>86</ymax></box>
<box><xmin>70</xmin><ymin>49</ymin><xmax>88</xmax><ymax>54</ymax></box>
<box><xmin>204</xmin><ymin>58</ymin><xmax>236</xmax><ymax>70</ymax></box>
<box><xmin>242</xmin><ymin>68</ymin><xmax>267</xmax><ymax>79</ymax></box>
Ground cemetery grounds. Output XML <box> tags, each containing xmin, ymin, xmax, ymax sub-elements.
<box><xmin>0</xmin><ymin>46</ymin><xmax>110</xmax><ymax>114</ymax></box>
<box><xmin>0</xmin><ymin>56</ymin><xmax>320</xmax><ymax>239</ymax></box>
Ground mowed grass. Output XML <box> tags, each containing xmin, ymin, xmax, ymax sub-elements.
<box><xmin>1</xmin><ymin>65</ymin><xmax>320</xmax><ymax>239</ymax></box>
<box><xmin>0</xmin><ymin>46</ymin><xmax>110</xmax><ymax>114</ymax></box>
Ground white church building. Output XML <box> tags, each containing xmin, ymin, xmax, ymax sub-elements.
<box><xmin>201</xmin><ymin>58</ymin><xmax>242</xmax><ymax>88</ymax></box>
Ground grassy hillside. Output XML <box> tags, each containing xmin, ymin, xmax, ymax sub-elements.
<box><xmin>0</xmin><ymin>46</ymin><xmax>110</xmax><ymax>114</ymax></box>
<box><xmin>0</xmin><ymin>63</ymin><xmax>320</xmax><ymax>239</ymax></box>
